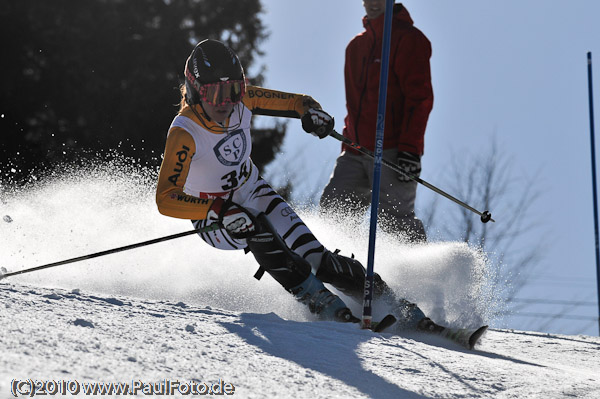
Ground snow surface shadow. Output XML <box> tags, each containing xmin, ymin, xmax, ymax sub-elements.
<box><xmin>399</xmin><ymin>331</ymin><xmax>546</xmax><ymax>368</ymax></box>
<box><xmin>219</xmin><ymin>313</ymin><xmax>427</xmax><ymax>399</ymax></box>
<box><xmin>470</xmin><ymin>350</ymin><xmax>547</xmax><ymax>368</ymax></box>
<box><xmin>385</xmin><ymin>341</ymin><xmax>486</xmax><ymax>395</ymax></box>
<box><xmin>492</xmin><ymin>329</ymin><xmax>600</xmax><ymax>347</ymax></box>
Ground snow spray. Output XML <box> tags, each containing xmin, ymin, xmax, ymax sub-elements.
<box><xmin>0</xmin><ymin>153</ymin><xmax>500</xmax><ymax>327</ymax></box>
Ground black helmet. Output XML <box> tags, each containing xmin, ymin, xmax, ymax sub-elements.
<box><xmin>184</xmin><ymin>39</ymin><xmax>246</xmax><ymax>106</ymax></box>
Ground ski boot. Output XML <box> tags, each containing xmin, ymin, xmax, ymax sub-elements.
<box><xmin>290</xmin><ymin>273</ymin><xmax>359</xmax><ymax>323</ymax></box>
<box><xmin>383</xmin><ymin>297</ymin><xmax>426</xmax><ymax>330</ymax></box>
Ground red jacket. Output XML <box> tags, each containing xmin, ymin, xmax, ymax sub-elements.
<box><xmin>343</xmin><ymin>4</ymin><xmax>433</xmax><ymax>155</ymax></box>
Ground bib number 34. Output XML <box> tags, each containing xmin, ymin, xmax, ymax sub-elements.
<box><xmin>221</xmin><ymin>161</ymin><xmax>251</xmax><ymax>191</ymax></box>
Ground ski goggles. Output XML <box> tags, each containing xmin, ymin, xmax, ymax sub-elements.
<box><xmin>199</xmin><ymin>80</ymin><xmax>246</xmax><ymax>106</ymax></box>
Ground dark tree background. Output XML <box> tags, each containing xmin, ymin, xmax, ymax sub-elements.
<box><xmin>0</xmin><ymin>0</ymin><xmax>284</xmax><ymax>184</ymax></box>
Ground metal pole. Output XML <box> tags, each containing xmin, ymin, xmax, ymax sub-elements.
<box><xmin>587</xmin><ymin>51</ymin><xmax>600</xmax><ymax>336</ymax></box>
<box><xmin>362</xmin><ymin>0</ymin><xmax>395</xmax><ymax>329</ymax></box>
<box><xmin>328</xmin><ymin>130</ymin><xmax>494</xmax><ymax>223</ymax></box>
<box><xmin>0</xmin><ymin>223</ymin><xmax>220</xmax><ymax>279</ymax></box>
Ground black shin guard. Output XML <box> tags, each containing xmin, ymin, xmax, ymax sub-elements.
<box><xmin>316</xmin><ymin>250</ymin><xmax>393</xmax><ymax>301</ymax></box>
<box><xmin>246</xmin><ymin>213</ymin><xmax>311</xmax><ymax>291</ymax></box>
<box><xmin>246</xmin><ymin>216</ymin><xmax>356</xmax><ymax>322</ymax></box>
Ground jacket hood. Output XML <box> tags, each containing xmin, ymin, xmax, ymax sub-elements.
<box><xmin>362</xmin><ymin>3</ymin><xmax>413</xmax><ymax>34</ymax></box>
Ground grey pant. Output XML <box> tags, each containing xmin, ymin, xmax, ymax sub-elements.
<box><xmin>320</xmin><ymin>149</ymin><xmax>426</xmax><ymax>241</ymax></box>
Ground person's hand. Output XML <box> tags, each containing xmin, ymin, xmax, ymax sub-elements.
<box><xmin>207</xmin><ymin>197</ymin><xmax>257</xmax><ymax>238</ymax></box>
<box><xmin>301</xmin><ymin>108</ymin><xmax>334</xmax><ymax>139</ymax></box>
<box><xmin>397</xmin><ymin>151</ymin><xmax>421</xmax><ymax>182</ymax></box>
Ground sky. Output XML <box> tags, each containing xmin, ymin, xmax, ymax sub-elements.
<box><xmin>257</xmin><ymin>0</ymin><xmax>600</xmax><ymax>336</ymax></box>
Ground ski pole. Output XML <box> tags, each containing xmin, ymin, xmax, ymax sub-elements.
<box><xmin>0</xmin><ymin>223</ymin><xmax>221</xmax><ymax>280</ymax></box>
<box><xmin>327</xmin><ymin>130</ymin><xmax>495</xmax><ymax>223</ymax></box>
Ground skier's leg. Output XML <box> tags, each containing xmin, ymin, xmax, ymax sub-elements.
<box><xmin>193</xmin><ymin>186</ymin><xmax>425</xmax><ymax>327</ymax></box>
<box><xmin>316</xmin><ymin>250</ymin><xmax>393</xmax><ymax>300</ymax></box>
<box><xmin>234</xmin><ymin>173</ymin><xmax>327</xmax><ymax>273</ymax></box>
<box><xmin>246</xmin><ymin>214</ymin><xmax>358</xmax><ymax>323</ymax></box>
<box><xmin>192</xmin><ymin>218</ymin><xmax>247</xmax><ymax>250</ymax></box>
<box><xmin>316</xmin><ymin>249</ymin><xmax>426</xmax><ymax>329</ymax></box>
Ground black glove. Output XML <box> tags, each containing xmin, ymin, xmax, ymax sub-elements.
<box><xmin>397</xmin><ymin>151</ymin><xmax>421</xmax><ymax>182</ymax></box>
<box><xmin>301</xmin><ymin>108</ymin><xmax>334</xmax><ymax>139</ymax></box>
<box><xmin>207</xmin><ymin>197</ymin><xmax>258</xmax><ymax>239</ymax></box>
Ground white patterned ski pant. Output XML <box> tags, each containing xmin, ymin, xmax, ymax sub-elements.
<box><xmin>193</xmin><ymin>167</ymin><xmax>325</xmax><ymax>272</ymax></box>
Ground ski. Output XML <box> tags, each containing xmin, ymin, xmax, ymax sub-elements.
<box><xmin>372</xmin><ymin>314</ymin><xmax>397</xmax><ymax>333</ymax></box>
<box><xmin>439</xmin><ymin>325</ymin><xmax>489</xmax><ymax>350</ymax></box>
<box><xmin>356</xmin><ymin>313</ymin><xmax>487</xmax><ymax>349</ymax></box>
<box><xmin>416</xmin><ymin>317</ymin><xmax>488</xmax><ymax>350</ymax></box>
<box><xmin>468</xmin><ymin>325</ymin><xmax>489</xmax><ymax>349</ymax></box>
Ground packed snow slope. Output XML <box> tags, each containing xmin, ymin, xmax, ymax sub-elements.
<box><xmin>1</xmin><ymin>282</ymin><xmax>599</xmax><ymax>399</ymax></box>
<box><xmin>1</xmin><ymin>161</ymin><xmax>599</xmax><ymax>398</ymax></box>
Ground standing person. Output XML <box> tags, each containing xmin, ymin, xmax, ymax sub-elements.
<box><xmin>155</xmin><ymin>38</ymin><xmax>431</xmax><ymax>329</ymax></box>
<box><xmin>320</xmin><ymin>1</ymin><xmax>433</xmax><ymax>242</ymax></box>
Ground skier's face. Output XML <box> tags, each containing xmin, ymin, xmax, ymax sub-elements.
<box><xmin>201</xmin><ymin>100</ymin><xmax>234</xmax><ymax>124</ymax></box>
<box><xmin>363</xmin><ymin>0</ymin><xmax>386</xmax><ymax>19</ymax></box>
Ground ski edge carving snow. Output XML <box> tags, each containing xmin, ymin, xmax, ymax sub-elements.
<box><xmin>467</xmin><ymin>325</ymin><xmax>489</xmax><ymax>350</ymax></box>
<box><xmin>372</xmin><ymin>314</ymin><xmax>397</xmax><ymax>333</ymax></box>
<box><xmin>441</xmin><ymin>325</ymin><xmax>489</xmax><ymax>350</ymax></box>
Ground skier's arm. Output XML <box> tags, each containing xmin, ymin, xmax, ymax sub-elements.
<box><xmin>155</xmin><ymin>128</ymin><xmax>213</xmax><ymax>220</ymax></box>
<box><xmin>394</xmin><ymin>30</ymin><xmax>434</xmax><ymax>155</ymax></box>
<box><xmin>241</xmin><ymin>85</ymin><xmax>322</xmax><ymax>118</ymax></box>
<box><xmin>242</xmin><ymin>85</ymin><xmax>334</xmax><ymax>137</ymax></box>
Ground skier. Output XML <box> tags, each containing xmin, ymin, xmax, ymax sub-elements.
<box><xmin>155</xmin><ymin>39</ymin><xmax>453</xmax><ymax>337</ymax></box>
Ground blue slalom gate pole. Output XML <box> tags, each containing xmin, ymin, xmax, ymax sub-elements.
<box><xmin>588</xmin><ymin>52</ymin><xmax>600</xmax><ymax>336</ymax></box>
<box><xmin>362</xmin><ymin>0</ymin><xmax>395</xmax><ymax>329</ymax></box>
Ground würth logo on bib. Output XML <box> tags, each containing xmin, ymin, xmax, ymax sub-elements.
<box><xmin>214</xmin><ymin>129</ymin><xmax>247</xmax><ymax>166</ymax></box>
